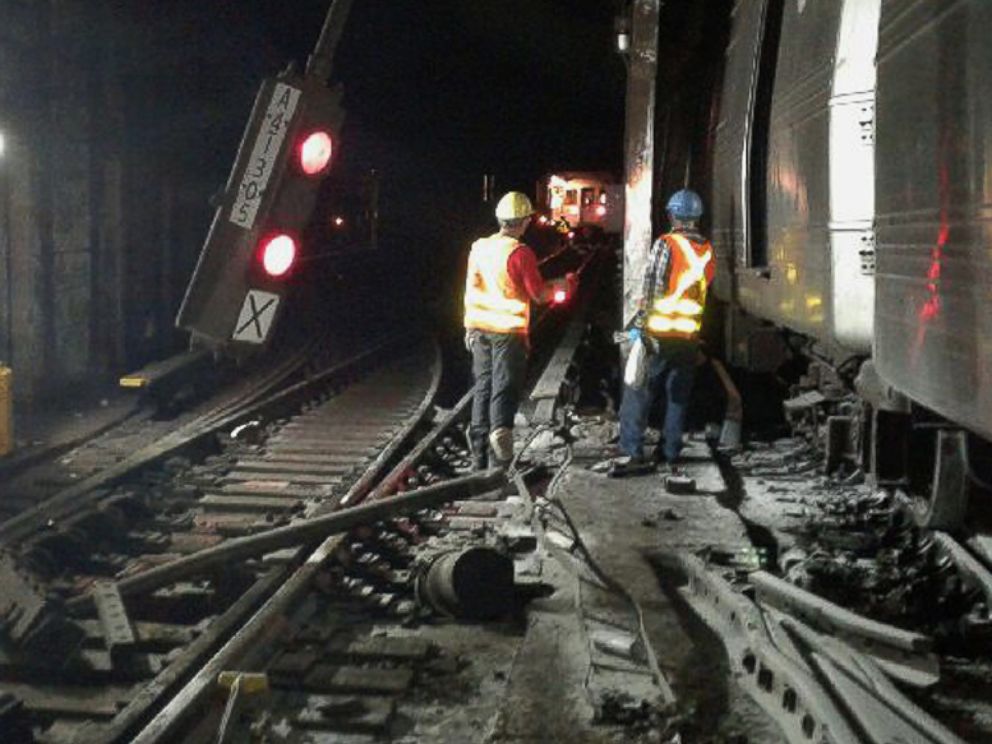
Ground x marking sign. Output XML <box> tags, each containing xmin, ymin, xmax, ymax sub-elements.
<box><xmin>232</xmin><ymin>290</ymin><xmax>280</xmax><ymax>344</ymax></box>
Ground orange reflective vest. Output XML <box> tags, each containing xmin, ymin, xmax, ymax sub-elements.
<box><xmin>645</xmin><ymin>233</ymin><xmax>713</xmax><ymax>340</ymax></box>
<box><xmin>464</xmin><ymin>234</ymin><xmax>530</xmax><ymax>334</ymax></box>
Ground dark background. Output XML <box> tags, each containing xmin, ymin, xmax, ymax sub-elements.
<box><xmin>0</xmin><ymin>1</ymin><xmax>628</xmax><ymax>402</ymax></box>
<box><xmin>128</xmin><ymin>0</ymin><xmax>628</xmax><ymax>342</ymax></box>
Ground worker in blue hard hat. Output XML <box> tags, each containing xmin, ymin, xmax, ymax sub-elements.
<box><xmin>464</xmin><ymin>191</ymin><xmax>577</xmax><ymax>470</ymax></box>
<box><xmin>607</xmin><ymin>189</ymin><xmax>715</xmax><ymax>477</ymax></box>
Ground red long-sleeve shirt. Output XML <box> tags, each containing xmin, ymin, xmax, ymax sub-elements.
<box><xmin>506</xmin><ymin>245</ymin><xmax>547</xmax><ymax>303</ymax></box>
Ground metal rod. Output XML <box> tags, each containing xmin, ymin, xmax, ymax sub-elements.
<box><xmin>751</xmin><ymin>570</ymin><xmax>931</xmax><ymax>653</ymax></box>
<box><xmin>69</xmin><ymin>471</ymin><xmax>504</xmax><ymax>611</ymax></box>
<box><xmin>306</xmin><ymin>0</ymin><xmax>355</xmax><ymax>80</ymax></box>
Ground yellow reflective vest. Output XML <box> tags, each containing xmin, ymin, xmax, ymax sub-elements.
<box><xmin>464</xmin><ymin>234</ymin><xmax>530</xmax><ymax>334</ymax></box>
<box><xmin>645</xmin><ymin>233</ymin><xmax>713</xmax><ymax>339</ymax></box>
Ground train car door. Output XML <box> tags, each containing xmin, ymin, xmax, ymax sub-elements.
<box><xmin>829</xmin><ymin>0</ymin><xmax>881</xmax><ymax>353</ymax></box>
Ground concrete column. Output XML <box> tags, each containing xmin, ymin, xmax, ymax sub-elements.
<box><xmin>2</xmin><ymin>2</ymin><xmax>49</xmax><ymax>404</ymax></box>
<box><xmin>93</xmin><ymin>0</ymin><xmax>126</xmax><ymax>372</ymax></box>
<box><xmin>8</xmin><ymin>142</ymin><xmax>47</xmax><ymax>404</ymax></box>
<box><xmin>622</xmin><ymin>0</ymin><xmax>661</xmax><ymax>327</ymax></box>
<box><xmin>49</xmin><ymin>0</ymin><xmax>94</xmax><ymax>381</ymax></box>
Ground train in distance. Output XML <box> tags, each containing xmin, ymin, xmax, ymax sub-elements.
<box><xmin>534</xmin><ymin>172</ymin><xmax>624</xmax><ymax>239</ymax></box>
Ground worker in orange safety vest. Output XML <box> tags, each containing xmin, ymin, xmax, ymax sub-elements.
<box><xmin>608</xmin><ymin>189</ymin><xmax>715</xmax><ymax>477</ymax></box>
<box><xmin>464</xmin><ymin>191</ymin><xmax>576</xmax><ymax>469</ymax></box>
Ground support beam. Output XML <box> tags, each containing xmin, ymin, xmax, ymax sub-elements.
<box><xmin>622</xmin><ymin>0</ymin><xmax>661</xmax><ymax>328</ymax></box>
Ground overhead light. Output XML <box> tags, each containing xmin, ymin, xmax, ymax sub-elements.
<box><xmin>614</xmin><ymin>14</ymin><xmax>631</xmax><ymax>55</ymax></box>
<box><xmin>0</xmin><ymin>132</ymin><xmax>6</xmax><ymax>158</ymax></box>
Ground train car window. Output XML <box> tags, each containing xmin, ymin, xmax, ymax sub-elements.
<box><xmin>581</xmin><ymin>188</ymin><xmax>595</xmax><ymax>206</ymax></box>
<box><xmin>749</xmin><ymin>0</ymin><xmax>785</xmax><ymax>269</ymax></box>
<box><xmin>564</xmin><ymin>190</ymin><xmax>578</xmax><ymax>205</ymax></box>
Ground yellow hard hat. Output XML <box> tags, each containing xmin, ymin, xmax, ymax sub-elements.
<box><xmin>495</xmin><ymin>192</ymin><xmax>534</xmax><ymax>221</ymax></box>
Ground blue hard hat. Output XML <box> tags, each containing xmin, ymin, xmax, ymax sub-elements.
<box><xmin>666</xmin><ymin>189</ymin><xmax>704</xmax><ymax>220</ymax></box>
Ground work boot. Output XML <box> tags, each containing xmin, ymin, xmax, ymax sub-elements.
<box><xmin>489</xmin><ymin>427</ymin><xmax>514</xmax><ymax>466</ymax></box>
<box><xmin>472</xmin><ymin>453</ymin><xmax>489</xmax><ymax>472</ymax></box>
<box><xmin>606</xmin><ymin>454</ymin><xmax>656</xmax><ymax>478</ymax></box>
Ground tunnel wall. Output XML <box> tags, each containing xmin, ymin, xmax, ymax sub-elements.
<box><xmin>0</xmin><ymin>2</ymin><xmax>240</xmax><ymax>406</ymax></box>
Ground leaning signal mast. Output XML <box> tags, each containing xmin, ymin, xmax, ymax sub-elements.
<box><xmin>176</xmin><ymin>0</ymin><xmax>353</xmax><ymax>353</ymax></box>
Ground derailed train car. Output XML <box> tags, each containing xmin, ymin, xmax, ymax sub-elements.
<box><xmin>696</xmin><ymin>0</ymin><xmax>992</xmax><ymax>525</ymax></box>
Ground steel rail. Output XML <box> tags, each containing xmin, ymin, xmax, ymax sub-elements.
<box><xmin>79</xmin><ymin>340</ymin><xmax>442</xmax><ymax>744</ymax></box>
<box><xmin>775</xmin><ymin>611</ymin><xmax>965</xmax><ymax>744</ymax></box>
<box><xmin>679</xmin><ymin>553</ymin><xmax>860</xmax><ymax>744</ymax></box>
<box><xmin>749</xmin><ymin>570</ymin><xmax>937</xmax><ymax>688</ymax></box>
<box><xmin>129</xmin><ymin>379</ymin><xmax>493</xmax><ymax>744</ymax></box>
<box><xmin>932</xmin><ymin>530</ymin><xmax>992</xmax><ymax>613</ymax></box>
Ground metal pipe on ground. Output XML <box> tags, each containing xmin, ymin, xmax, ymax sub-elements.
<box><xmin>416</xmin><ymin>547</ymin><xmax>515</xmax><ymax>620</ymax></box>
<box><xmin>69</xmin><ymin>471</ymin><xmax>504</xmax><ymax>613</ymax></box>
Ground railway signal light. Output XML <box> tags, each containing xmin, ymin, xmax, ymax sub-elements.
<box><xmin>176</xmin><ymin>72</ymin><xmax>345</xmax><ymax>352</ymax></box>
<box><xmin>260</xmin><ymin>233</ymin><xmax>298</xmax><ymax>277</ymax></box>
<box><xmin>298</xmin><ymin>130</ymin><xmax>333</xmax><ymax>176</ymax></box>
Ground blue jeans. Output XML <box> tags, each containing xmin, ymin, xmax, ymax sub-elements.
<box><xmin>469</xmin><ymin>331</ymin><xmax>528</xmax><ymax>461</ymax></box>
<box><xmin>619</xmin><ymin>341</ymin><xmax>698</xmax><ymax>462</ymax></box>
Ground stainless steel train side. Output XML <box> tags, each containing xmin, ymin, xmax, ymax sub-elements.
<box><xmin>711</xmin><ymin>0</ymin><xmax>880</xmax><ymax>357</ymax></box>
<box><xmin>874</xmin><ymin>0</ymin><xmax>992</xmax><ymax>442</ymax></box>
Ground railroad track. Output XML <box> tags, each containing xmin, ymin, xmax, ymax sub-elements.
<box><xmin>0</xmin><ymin>338</ymin><xmax>322</xmax><ymax>527</ymax></box>
<box><xmin>0</xmin><ymin>337</ymin><xmax>456</xmax><ymax>743</ymax></box>
<box><xmin>0</xmin><ymin>242</ymin><xmax>606</xmax><ymax>744</ymax></box>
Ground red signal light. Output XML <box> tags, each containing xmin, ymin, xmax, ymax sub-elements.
<box><xmin>299</xmin><ymin>131</ymin><xmax>333</xmax><ymax>176</ymax></box>
<box><xmin>260</xmin><ymin>233</ymin><xmax>297</xmax><ymax>277</ymax></box>
<box><xmin>553</xmin><ymin>289</ymin><xmax>567</xmax><ymax>304</ymax></box>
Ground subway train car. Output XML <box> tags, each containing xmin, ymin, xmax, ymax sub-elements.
<box><xmin>704</xmin><ymin>0</ymin><xmax>991</xmax><ymax>525</ymax></box>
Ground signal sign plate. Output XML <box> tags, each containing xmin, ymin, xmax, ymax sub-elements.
<box><xmin>232</xmin><ymin>290</ymin><xmax>280</xmax><ymax>344</ymax></box>
<box><xmin>230</xmin><ymin>82</ymin><xmax>302</xmax><ymax>230</ymax></box>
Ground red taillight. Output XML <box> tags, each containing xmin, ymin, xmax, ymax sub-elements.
<box><xmin>299</xmin><ymin>131</ymin><xmax>333</xmax><ymax>176</ymax></box>
<box><xmin>595</xmin><ymin>205</ymin><xmax>607</xmax><ymax>217</ymax></box>
<box><xmin>260</xmin><ymin>233</ymin><xmax>297</xmax><ymax>277</ymax></box>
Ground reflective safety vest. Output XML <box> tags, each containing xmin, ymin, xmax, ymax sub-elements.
<box><xmin>645</xmin><ymin>233</ymin><xmax>713</xmax><ymax>340</ymax></box>
<box><xmin>464</xmin><ymin>234</ymin><xmax>530</xmax><ymax>334</ymax></box>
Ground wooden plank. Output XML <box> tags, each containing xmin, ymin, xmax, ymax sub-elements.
<box><xmin>223</xmin><ymin>470</ymin><xmax>342</xmax><ymax>486</ymax></box>
<box><xmin>79</xmin><ymin>620</ymin><xmax>196</xmax><ymax>649</ymax></box>
<box><xmin>0</xmin><ymin>682</ymin><xmax>130</xmax><ymax>719</ymax></box>
<box><xmin>235</xmin><ymin>459</ymin><xmax>353</xmax><ymax>476</ymax></box>
<box><xmin>336</xmin><ymin>636</ymin><xmax>434</xmax><ymax>662</ymax></box>
<box><xmin>218</xmin><ymin>482</ymin><xmax>329</xmax><ymax>498</ymax></box>
<box><xmin>530</xmin><ymin>318</ymin><xmax>585</xmax><ymax>402</ymax></box>
<box><xmin>199</xmin><ymin>495</ymin><xmax>303</xmax><ymax>513</ymax></box>
<box><xmin>303</xmin><ymin>665</ymin><xmax>413</xmax><ymax>694</ymax></box>
<box><xmin>259</xmin><ymin>453</ymin><xmax>360</xmax><ymax>465</ymax></box>
<box><xmin>267</xmin><ymin>442</ymin><xmax>377</xmax><ymax>456</ymax></box>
